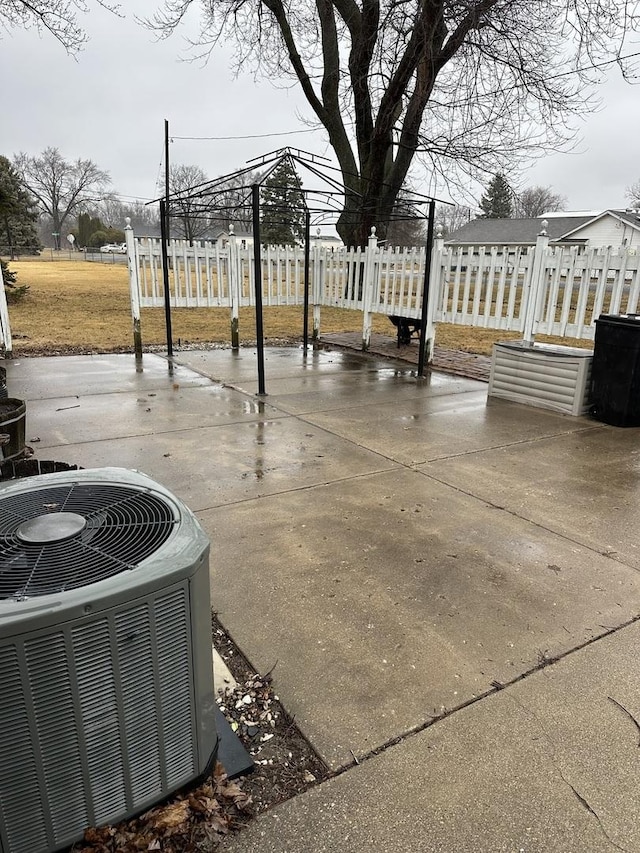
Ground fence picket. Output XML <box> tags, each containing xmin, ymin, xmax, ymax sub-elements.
<box><xmin>493</xmin><ymin>247</ymin><xmax>509</xmax><ymax>324</ymax></box>
<box><xmin>572</xmin><ymin>249</ymin><xmax>593</xmax><ymax>339</ymax></box>
<box><xmin>608</xmin><ymin>248</ymin><xmax>627</xmax><ymax>315</ymax></box>
<box><xmin>471</xmin><ymin>247</ymin><xmax>485</xmax><ymax>324</ymax></box>
<box><xmin>450</xmin><ymin>247</ymin><xmax>463</xmax><ymax>321</ymax></box>
<box><xmin>628</xmin><ymin>255</ymin><xmax>640</xmax><ymax>313</ymax></box>
<box><xmin>591</xmin><ymin>247</ymin><xmax>610</xmax><ymax>321</ymax></box>
<box><xmin>503</xmin><ymin>247</ymin><xmax>520</xmax><ymax>329</ymax></box>
<box><xmin>544</xmin><ymin>249</ymin><xmax>562</xmax><ymax>333</ymax></box>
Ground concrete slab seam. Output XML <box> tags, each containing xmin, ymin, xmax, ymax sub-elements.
<box><xmin>414</xmin><ymin>467</ymin><xmax>640</xmax><ymax>573</ymax></box>
<box><xmin>192</xmin><ymin>465</ymin><xmax>404</xmax><ymax>513</ymax></box>
<box><xmin>322</xmin><ymin>611</ymin><xmax>640</xmax><ymax>778</ymax></box>
<box><xmin>415</xmin><ymin>424</ymin><xmax>604</xmax><ymax>465</ymax></box>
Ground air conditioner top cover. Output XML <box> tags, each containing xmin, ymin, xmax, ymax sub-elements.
<box><xmin>0</xmin><ymin>467</ymin><xmax>209</xmax><ymax>634</ymax></box>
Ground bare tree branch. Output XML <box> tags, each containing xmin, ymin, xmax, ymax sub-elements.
<box><xmin>146</xmin><ymin>0</ymin><xmax>640</xmax><ymax>244</ymax></box>
<box><xmin>1</xmin><ymin>0</ymin><xmax>122</xmax><ymax>54</ymax></box>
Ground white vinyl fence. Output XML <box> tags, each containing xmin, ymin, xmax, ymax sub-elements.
<box><xmin>438</xmin><ymin>238</ymin><xmax>640</xmax><ymax>342</ymax></box>
<box><xmin>0</xmin><ymin>263</ymin><xmax>12</xmax><ymax>355</ymax></box>
<box><xmin>126</xmin><ymin>221</ymin><xmax>640</xmax><ymax>357</ymax></box>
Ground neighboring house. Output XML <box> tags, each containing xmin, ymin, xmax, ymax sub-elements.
<box><xmin>134</xmin><ymin>225</ymin><xmax>250</xmax><ymax>244</ymax></box>
<box><xmin>561</xmin><ymin>210</ymin><xmax>640</xmax><ymax>248</ymax></box>
<box><xmin>130</xmin><ymin>225</ymin><xmax>344</xmax><ymax>250</ymax></box>
<box><xmin>311</xmin><ymin>233</ymin><xmax>344</xmax><ymax>251</ymax></box>
<box><xmin>212</xmin><ymin>228</ymin><xmax>254</xmax><ymax>249</ymax></box>
<box><xmin>135</xmin><ymin>225</ymin><xmax>162</xmax><ymax>239</ymax></box>
<box><xmin>447</xmin><ymin>210</ymin><xmax>640</xmax><ymax>249</ymax></box>
<box><xmin>213</xmin><ymin>230</ymin><xmax>345</xmax><ymax>250</ymax></box>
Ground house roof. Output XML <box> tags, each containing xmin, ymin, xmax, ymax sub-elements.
<box><xmin>212</xmin><ymin>227</ymin><xmax>254</xmax><ymax>240</ymax></box>
<box><xmin>446</xmin><ymin>215</ymin><xmax>594</xmax><ymax>245</ymax></box>
<box><xmin>560</xmin><ymin>209</ymin><xmax>640</xmax><ymax>239</ymax></box>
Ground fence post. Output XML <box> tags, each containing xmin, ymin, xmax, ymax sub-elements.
<box><xmin>522</xmin><ymin>221</ymin><xmax>549</xmax><ymax>345</ymax></box>
<box><xmin>361</xmin><ymin>227</ymin><xmax>378</xmax><ymax>350</ymax></box>
<box><xmin>424</xmin><ymin>226</ymin><xmax>445</xmax><ymax>364</ymax></box>
<box><xmin>312</xmin><ymin>243</ymin><xmax>322</xmax><ymax>343</ymax></box>
<box><xmin>0</xmin><ymin>261</ymin><xmax>13</xmax><ymax>357</ymax></box>
<box><xmin>125</xmin><ymin>218</ymin><xmax>142</xmax><ymax>360</ymax></box>
<box><xmin>228</xmin><ymin>226</ymin><xmax>240</xmax><ymax>350</ymax></box>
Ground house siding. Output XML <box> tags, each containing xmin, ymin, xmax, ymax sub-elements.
<box><xmin>568</xmin><ymin>216</ymin><xmax>640</xmax><ymax>249</ymax></box>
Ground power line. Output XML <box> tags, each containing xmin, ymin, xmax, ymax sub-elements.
<box><xmin>546</xmin><ymin>49</ymin><xmax>640</xmax><ymax>80</ymax></box>
<box><xmin>172</xmin><ymin>128</ymin><xmax>319</xmax><ymax>142</ymax></box>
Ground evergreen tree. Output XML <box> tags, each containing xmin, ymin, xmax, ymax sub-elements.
<box><xmin>0</xmin><ymin>156</ymin><xmax>40</xmax><ymax>256</ymax></box>
<box><xmin>76</xmin><ymin>212</ymin><xmax>103</xmax><ymax>247</ymax></box>
<box><xmin>260</xmin><ymin>159</ymin><xmax>305</xmax><ymax>245</ymax></box>
<box><xmin>74</xmin><ymin>213</ymin><xmax>125</xmax><ymax>248</ymax></box>
<box><xmin>1</xmin><ymin>258</ymin><xmax>28</xmax><ymax>302</ymax></box>
<box><xmin>479</xmin><ymin>173</ymin><xmax>513</xmax><ymax>219</ymax></box>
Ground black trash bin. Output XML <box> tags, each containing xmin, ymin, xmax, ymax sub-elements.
<box><xmin>0</xmin><ymin>398</ymin><xmax>26</xmax><ymax>459</ymax></box>
<box><xmin>590</xmin><ymin>314</ymin><xmax>640</xmax><ymax>427</ymax></box>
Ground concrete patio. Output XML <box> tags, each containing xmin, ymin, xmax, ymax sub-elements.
<box><xmin>4</xmin><ymin>342</ymin><xmax>640</xmax><ymax>852</ymax></box>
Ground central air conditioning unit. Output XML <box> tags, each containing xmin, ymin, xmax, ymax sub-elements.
<box><xmin>0</xmin><ymin>468</ymin><xmax>218</xmax><ymax>853</ymax></box>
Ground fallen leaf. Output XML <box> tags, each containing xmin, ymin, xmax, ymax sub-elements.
<box><xmin>83</xmin><ymin>826</ymin><xmax>114</xmax><ymax>844</ymax></box>
<box><xmin>147</xmin><ymin>799</ymin><xmax>190</xmax><ymax>830</ymax></box>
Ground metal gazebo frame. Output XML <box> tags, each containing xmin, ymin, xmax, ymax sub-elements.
<box><xmin>152</xmin><ymin>147</ymin><xmax>445</xmax><ymax>394</ymax></box>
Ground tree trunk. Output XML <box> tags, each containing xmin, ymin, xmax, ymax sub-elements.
<box><xmin>51</xmin><ymin>212</ymin><xmax>62</xmax><ymax>250</ymax></box>
<box><xmin>336</xmin><ymin>181</ymin><xmax>398</xmax><ymax>247</ymax></box>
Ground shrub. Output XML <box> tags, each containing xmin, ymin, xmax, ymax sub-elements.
<box><xmin>1</xmin><ymin>258</ymin><xmax>29</xmax><ymax>303</ymax></box>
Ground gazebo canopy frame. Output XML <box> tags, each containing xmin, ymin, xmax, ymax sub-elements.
<box><xmin>152</xmin><ymin>147</ymin><xmax>448</xmax><ymax>393</ymax></box>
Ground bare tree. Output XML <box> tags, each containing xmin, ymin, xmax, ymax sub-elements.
<box><xmin>212</xmin><ymin>171</ymin><xmax>259</xmax><ymax>232</ymax></box>
<box><xmin>435</xmin><ymin>204</ymin><xmax>471</xmax><ymax>239</ymax></box>
<box><xmin>626</xmin><ymin>180</ymin><xmax>640</xmax><ymax>210</ymax></box>
<box><xmin>170</xmin><ymin>168</ymin><xmax>261</xmax><ymax>234</ymax></box>
<box><xmin>121</xmin><ymin>200</ymin><xmax>161</xmax><ymax>233</ymax></box>
<box><xmin>169</xmin><ymin>164</ymin><xmax>210</xmax><ymax>242</ymax></box>
<box><xmin>14</xmin><ymin>147</ymin><xmax>110</xmax><ymax>248</ymax></box>
<box><xmin>383</xmin><ymin>186</ymin><xmax>428</xmax><ymax>247</ymax></box>
<box><xmin>1</xmin><ymin>0</ymin><xmax>121</xmax><ymax>53</ymax></box>
<box><xmin>385</xmin><ymin>216</ymin><xmax>427</xmax><ymax>248</ymax></box>
<box><xmin>515</xmin><ymin>186</ymin><xmax>567</xmax><ymax>217</ymax></box>
<box><xmin>148</xmin><ymin>0</ymin><xmax>640</xmax><ymax>246</ymax></box>
<box><xmin>95</xmin><ymin>193</ymin><xmax>131</xmax><ymax>228</ymax></box>
<box><xmin>87</xmin><ymin>195</ymin><xmax>161</xmax><ymax>233</ymax></box>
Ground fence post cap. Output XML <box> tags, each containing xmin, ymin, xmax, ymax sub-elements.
<box><xmin>125</xmin><ymin>217</ymin><xmax>132</xmax><ymax>230</ymax></box>
<box><xmin>539</xmin><ymin>220</ymin><xmax>548</xmax><ymax>236</ymax></box>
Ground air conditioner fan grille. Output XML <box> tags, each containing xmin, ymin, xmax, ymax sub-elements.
<box><xmin>0</xmin><ymin>483</ymin><xmax>178</xmax><ymax>599</ymax></box>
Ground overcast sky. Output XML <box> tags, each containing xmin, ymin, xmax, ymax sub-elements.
<box><xmin>2</xmin><ymin>1</ymin><xmax>640</xmax><ymax>217</ymax></box>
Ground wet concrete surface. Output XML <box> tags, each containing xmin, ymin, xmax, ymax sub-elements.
<box><xmin>222</xmin><ymin>620</ymin><xmax>640</xmax><ymax>853</ymax></box>
<box><xmin>24</xmin><ymin>385</ymin><xmax>288</xmax><ymax>448</ymax></box>
<box><xmin>5</xmin><ymin>345</ymin><xmax>640</xmax><ymax>851</ymax></box>
<box><xmin>6</xmin><ymin>353</ymin><xmax>209</xmax><ymax>400</ymax></box>
<box><xmin>420</xmin><ymin>425</ymin><xmax>640</xmax><ymax>570</ymax></box>
<box><xmin>201</xmin><ymin>466</ymin><xmax>640</xmax><ymax>769</ymax></box>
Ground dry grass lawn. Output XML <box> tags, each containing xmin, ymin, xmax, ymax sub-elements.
<box><xmin>5</xmin><ymin>259</ymin><xmax>589</xmax><ymax>356</ymax></box>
